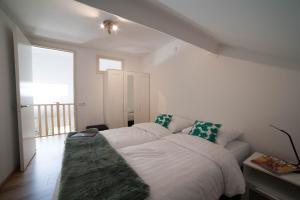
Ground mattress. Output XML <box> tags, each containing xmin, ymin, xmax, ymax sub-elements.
<box><xmin>225</xmin><ymin>140</ymin><xmax>251</xmax><ymax>165</ymax></box>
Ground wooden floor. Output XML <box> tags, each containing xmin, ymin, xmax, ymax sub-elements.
<box><xmin>0</xmin><ymin>135</ymin><xmax>66</xmax><ymax>200</ymax></box>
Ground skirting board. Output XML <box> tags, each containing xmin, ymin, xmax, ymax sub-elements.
<box><xmin>0</xmin><ymin>168</ymin><xmax>17</xmax><ymax>189</ymax></box>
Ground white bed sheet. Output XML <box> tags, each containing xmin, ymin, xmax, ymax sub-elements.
<box><xmin>100</xmin><ymin>122</ymin><xmax>172</xmax><ymax>149</ymax></box>
<box><xmin>225</xmin><ymin>140</ymin><xmax>251</xmax><ymax>166</ymax></box>
<box><xmin>120</xmin><ymin>134</ymin><xmax>245</xmax><ymax>200</ymax></box>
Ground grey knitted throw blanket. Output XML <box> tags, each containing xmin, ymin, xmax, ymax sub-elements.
<box><xmin>58</xmin><ymin>133</ymin><xmax>149</xmax><ymax>200</ymax></box>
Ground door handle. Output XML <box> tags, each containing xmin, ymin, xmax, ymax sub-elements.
<box><xmin>20</xmin><ymin>105</ymin><xmax>30</xmax><ymax>108</ymax></box>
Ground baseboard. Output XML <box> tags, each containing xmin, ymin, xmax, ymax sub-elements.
<box><xmin>0</xmin><ymin>168</ymin><xmax>17</xmax><ymax>189</ymax></box>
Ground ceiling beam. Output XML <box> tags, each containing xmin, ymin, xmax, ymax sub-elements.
<box><xmin>76</xmin><ymin>0</ymin><xmax>220</xmax><ymax>53</ymax></box>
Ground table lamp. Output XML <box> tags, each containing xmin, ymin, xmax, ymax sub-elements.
<box><xmin>270</xmin><ymin>124</ymin><xmax>300</xmax><ymax>173</ymax></box>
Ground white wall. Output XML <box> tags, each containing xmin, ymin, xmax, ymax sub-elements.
<box><xmin>142</xmin><ymin>39</ymin><xmax>300</xmax><ymax>163</ymax></box>
<box><xmin>0</xmin><ymin>9</ymin><xmax>19</xmax><ymax>184</ymax></box>
<box><xmin>30</xmin><ymin>37</ymin><xmax>143</xmax><ymax>130</ymax></box>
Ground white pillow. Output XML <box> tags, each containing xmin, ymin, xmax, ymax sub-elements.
<box><xmin>168</xmin><ymin>116</ymin><xmax>194</xmax><ymax>133</ymax></box>
<box><xmin>216</xmin><ymin>126</ymin><xmax>242</xmax><ymax>147</ymax></box>
<box><xmin>181</xmin><ymin>125</ymin><xmax>242</xmax><ymax>146</ymax></box>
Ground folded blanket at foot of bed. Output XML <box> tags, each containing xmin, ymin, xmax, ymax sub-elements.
<box><xmin>58</xmin><ymin>133</ymin><xmax>149</xmax><ymax>200</ymax></box>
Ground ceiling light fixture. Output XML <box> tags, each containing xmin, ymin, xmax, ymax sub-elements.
<box><xmin>100</xmin><ymin>20</ymin><xmax>119</xmax><ymax>34</ymax></box>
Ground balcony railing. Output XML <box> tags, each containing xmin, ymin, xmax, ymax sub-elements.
<box><xmin>33</xmin><ymin>102</ymin><xmax>75</xmax><ymax>137</ymax></box>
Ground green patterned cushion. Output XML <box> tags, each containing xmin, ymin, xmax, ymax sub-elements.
<box><xmin>189</xmin><ymin>120</ymin><xmax>222</xmax><ymax>143</ymax></box>
<box><xmin>154</xmin><ymin>114</ymin><xmax>173</xmax><ymax>128</ymax></box>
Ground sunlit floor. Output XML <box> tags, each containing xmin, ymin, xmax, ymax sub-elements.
<box><xmin>0</xmin><ymin>134</ymin><xmax>66</xmax><ymax>200</ymax></box>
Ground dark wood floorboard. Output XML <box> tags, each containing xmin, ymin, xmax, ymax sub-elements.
<box><xmin>0</xmin><ymin>135</ymin><xmax>66</xmax><ymax>200</ymax></box>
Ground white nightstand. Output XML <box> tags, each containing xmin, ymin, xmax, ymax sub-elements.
<box><xmin>243</xmin><ymin>152</ymin><xmax>300</xmax><ymax>200</ymax></box>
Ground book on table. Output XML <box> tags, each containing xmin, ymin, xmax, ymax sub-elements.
<box><xmin>251</xmin><ymin>154</ymin><xmax>300</xmax><ymax>174</ymax></box>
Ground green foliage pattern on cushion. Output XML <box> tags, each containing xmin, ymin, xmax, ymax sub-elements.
<box><xmin>155</xmin><ymin>114</ymin><xmax>173</xmax><ymax>128</ymax></box>
<box><xmin>189</xmin><ymin>120</ymin><xmax>222</xmax><ymax>143</ymax></box>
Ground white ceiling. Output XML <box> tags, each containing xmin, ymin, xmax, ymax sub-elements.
<box><xmin>156</xmin><ymin>0</ymin><xmax>300</xmax><ymax>62</ymax></box>
<box><xmin>78</xmin><ymin>0</ymin><xmax>300</xmax><ymax>63</ymax></box>
<box><xmin>0</xmin><ymin>0</ymin><xmax>174</xmax><ymax>55</ymax></box>
<box><xmin>1</xmin><ymin>0</ymin><xmax>299</xmax><ymax>62</ymax></box>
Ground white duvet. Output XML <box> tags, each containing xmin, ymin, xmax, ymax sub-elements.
<box><xmin>119</xmin><ymin>134</ymin><xmax>245</xmax><ymax>200</ymax></box>
<box><xmin>100</xmin><ymin>122</ymin><xmax>172</xmax><ymax>148</ymax></box>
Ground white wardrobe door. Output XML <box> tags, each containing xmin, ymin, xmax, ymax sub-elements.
<box><xmin>106</xmin><ymin>70</ymin><xmax>124</xmax><ymax>128</ymax></box>
<box><xmin>134</xmin><ymin>73</ymin><xmax>150</xmax><ymax>124</ymax></box>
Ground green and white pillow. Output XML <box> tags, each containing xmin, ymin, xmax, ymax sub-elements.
<box><xmin>189</xmin><ymin>120</ymin><xmax>222</xmax><ymax>143</ymax></box>
<box><xmin>155</xmin><ymin>114</ymin><xmax>173</xmax><ymax>128</ymax></box>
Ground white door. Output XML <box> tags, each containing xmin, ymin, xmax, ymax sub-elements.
<box><xmin>13</xmin><ymin>27</ymin><xmax>36</xmax><ymax>171</ymax></box>
<box><xmin>134</xmin><ymin>73</ymin><xmax>150</xmax><ymax>124</ymax></box>
<box><xmin>105</xmin><ymin>70</ymin><xmax>124</xmax><ymax>128</ymax></box>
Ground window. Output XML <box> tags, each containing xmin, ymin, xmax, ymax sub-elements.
<box><xmin>32</xmin><ymin>46</ymin><xmax>74</xmax><ymax>104</ymax></box>
<box><xmin>97</xmin><ymin>57</ymin><xmax>123</xmax><ymax>72</ymax></box>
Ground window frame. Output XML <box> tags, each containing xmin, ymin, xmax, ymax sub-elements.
<box><xmin>96</xmin><ymin>56</ymin><xmax>124</xmax><ymax>73</ymax></box>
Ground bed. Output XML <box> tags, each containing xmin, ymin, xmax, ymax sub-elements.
<box><xmin>55</xmin><ymin>121</ymin><xmax>249</xmax><ymax>200</ymax></box>
<box><xmin>119</xmin><ymin>134</ymin><xmax>246</xmax><ymax>200</ymax></box>
<box><xmin>100</xmin><ymin>122</ymin><xmax>172</xmax><ymax>148</ymax></box>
